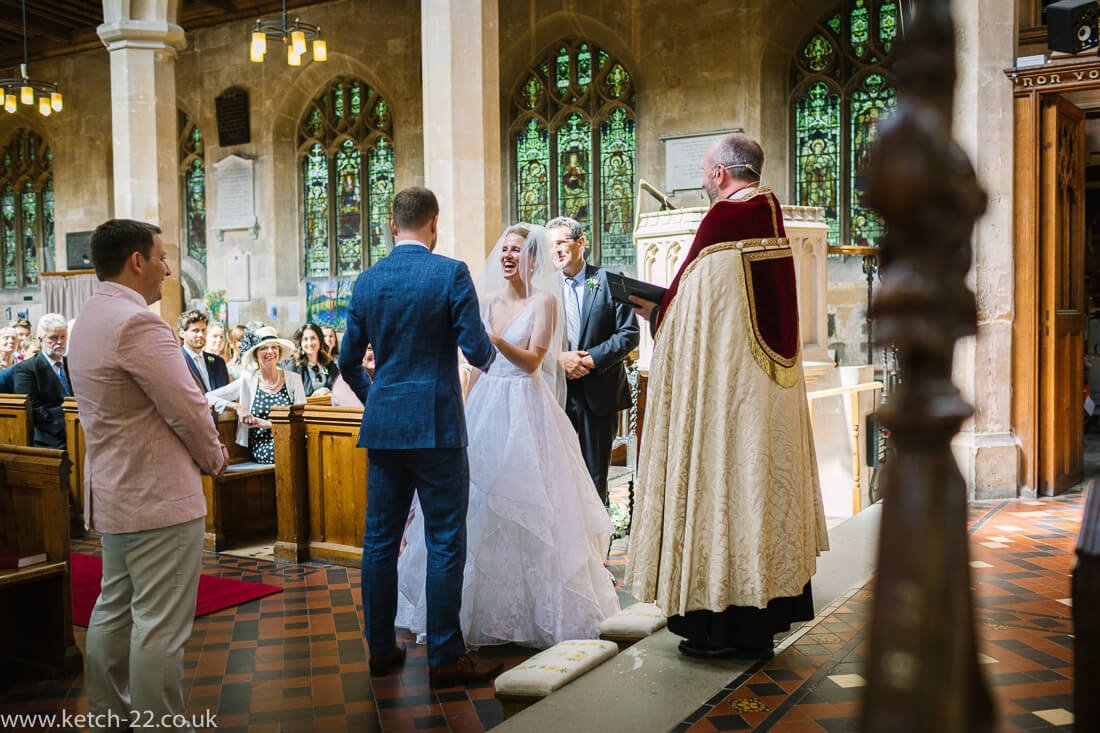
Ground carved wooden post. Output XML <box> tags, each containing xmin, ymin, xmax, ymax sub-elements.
<box><xmin>1074</xmin><ymin>482</ymin><xmax>1100</xmax><ymax>732</ymax></box>
<box><xmin>860</xmin><ymin>1</ymin><xmax>995</xmax><ymax>731</ymax></box>
<box><xmin>271</xmin><ymin>403</ymin><xmax>308</xmax><ymax>563</ymax></box>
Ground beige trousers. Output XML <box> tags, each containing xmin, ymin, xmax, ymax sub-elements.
<box><xmin>85</xmin><ymin>517</ymin><xmax>204</xmax><ymax>733</ymax></box>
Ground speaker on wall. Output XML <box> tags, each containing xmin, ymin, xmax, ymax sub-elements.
<box><xmin>1047</xmin><ymin>0</ymin><xmax>1100</xmax><ymax>54</ymax></box>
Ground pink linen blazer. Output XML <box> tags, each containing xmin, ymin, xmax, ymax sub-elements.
<box><xmin>68</xmin><ymin>281</ymin><xmax>224</xmax><ymax>534</ymax></box>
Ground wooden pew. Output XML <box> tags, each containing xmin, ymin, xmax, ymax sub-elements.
<box><xmin>0</xmin><ymin>445</ymin><xmax>81</xmax><ymax>686</ymax></box>
<box><xmin>62</xmin><ymin>397</ymin><xmax>85</xmax><ymax>536</ymax></box>
<box><xmin>0</xmin><ymin>393</ymin><xmax>32</xmax><ymax>446</ymax></box>
<box><xmin>272</xmin><ymin>402</ymin><xmax>367</xmax><ymax>567</ymax></box>
<box><xmin>201</xmin><ymin>409</ymin><xmax>277</xmax><ymax>551</ymax></box>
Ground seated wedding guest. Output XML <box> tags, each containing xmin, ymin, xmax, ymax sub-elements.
<box><xmin>330</xmin><ymin>344</ymin><xmax>373</xmax><ymax>408</ymax></box>
<box><xmin>205</xmin><ymin>321</ymin><xmax>231</xmax><ymax>361</ymax></box>
<box><xmin>10</xmin><ymin>316</ymin><xmax>31</xmax><ymax>347</ymax></box>
<box><xmin>228</xmin><ymin>323</ymin><xmax>246</xmax><ymax>363</ymax></box>
<box><xmin>178</xmin><ymin>310</ymin><xmax>230</xmax><ymax>392</ymax></box>
<box><xmin>19</xmin><ymin>338</ymin><xmax>39</xmax><ymax>361</ymax></box>
<box><xmin>207</xmin><ymin>325</ymin><xmax>305</xmax><ymax>464</ymax></box>
<box><xmin>0</xmin><ymin>326</ymin><xmax>18</xmax><ymax>369</ymax></box>
<box><xmin>285</xmin><ymin>322</ymin><xmax>339</xmax><ymax>397</ymax></box>
<box><xmin>322</xmin><ymin>325</ymin><xmax>340</xmax><ymax>359</ymax></box>
<box><xmin>13</xmin><ymin>312</ymin><xmax>72</xmax><ymax>448</ymax></box>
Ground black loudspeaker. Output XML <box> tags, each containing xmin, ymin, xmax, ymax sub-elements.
<box><xmin>1048</xmin><ymin>0</ymin><xmax>1100</xmax><ymax>54</ymax></box>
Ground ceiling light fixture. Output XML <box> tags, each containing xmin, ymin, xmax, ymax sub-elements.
<box><xmin>250</xmin><ymin>0</ymin><xmax>327</xmax><ymax>65</ymax></box>
<box><xmin>0</xmin><ymin>0</ymin><xmax>62</xmax><ymax>115</ymax></box>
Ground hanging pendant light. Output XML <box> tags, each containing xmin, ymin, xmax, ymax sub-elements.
<box><xmin>249</xmin><ymin>0</ymin><xmax>327</xmax><ymax>66</ymax></box>
<box><xmin>0</xmin><ymin>1</ymin><xmax>63</xmax><ymax>115</ymax></box>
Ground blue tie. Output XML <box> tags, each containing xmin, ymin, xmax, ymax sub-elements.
<box><xmin>55</xmin><ymin>361</ymin><xmax>72</xmax><ymax>397</ymax></box>
<box><xmin>564</xmin><ymin>277</ymin><xmax>582</xmax><ymax>349</ymax></box>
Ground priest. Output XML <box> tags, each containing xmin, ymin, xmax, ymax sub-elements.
<box><xmin>626</xmin><ymin>133</ymin><xmax>829</xmax><ymax>659</ymax></box>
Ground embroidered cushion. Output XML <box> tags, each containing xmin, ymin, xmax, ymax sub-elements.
<box><xmin>494</xmin><ymin>639</ymin><xmax>618</xmax><ymax>699</ymax></box>
<box><xmin>599</xmin><ymin>602</ymin><xmax>668</xmax><ymax>641</ymax></box>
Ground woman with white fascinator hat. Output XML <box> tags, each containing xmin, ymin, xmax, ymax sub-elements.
<box><xmin>207</xmin><ymin>324</ymin><xmax>305</xmax><ymax>464</ymax></box>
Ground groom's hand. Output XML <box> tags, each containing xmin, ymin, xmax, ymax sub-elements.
<box><xmin>561</xmin><ymin>351</ymin><xmax>592</xmax><ymax>380</ymax></box>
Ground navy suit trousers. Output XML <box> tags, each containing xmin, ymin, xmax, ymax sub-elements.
<box><xmin>362</xmin><ymin>447</ymin><xmax>469</xmax><ymax>668</ymax></box>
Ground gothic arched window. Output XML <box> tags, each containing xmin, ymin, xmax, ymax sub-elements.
<box><xmin>0</xmin><ymin>130</ymin><xmax>53</xmax><ymax>288</ymax></box>
<box><xmin>178</xmin><ymin>111</ymin><xmax>206</xmax><ymax>267</ymax></box>
<box><xmin>790</xmin><ymin>0</ymin><xmax>898</xmax><ymax>248</ymax></box>
<box><xmin>511</xmin><ymin>39</ymin><xmax>637</xmax><ymax>270</ymax></box>
<box><xmin>298</xmin><ymin>77</ymin><xmax>395</xmax><ymax>278</ymax></box>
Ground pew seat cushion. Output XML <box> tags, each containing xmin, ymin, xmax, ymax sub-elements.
<box><xmin>494</xmin><ymin>639</ymin><xmax>618</xmax><ymax>699</ymax></box>
<box><xmin>599</xmin><ymin>602</ymin><xmax>667</xmax><ymax>644</ymax></box>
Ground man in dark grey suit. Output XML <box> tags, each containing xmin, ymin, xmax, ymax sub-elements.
<box><xmin>548</xmin><ymin>216</ymin><xmax>639</xmax><ymax>505</ymax></box>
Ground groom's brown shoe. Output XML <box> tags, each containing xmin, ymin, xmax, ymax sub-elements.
<box><xmin>369</xmin><ymin>644</ymin><xmax>407</xmax><ymax>676</ymax></box>
<box><xmin>429</xmin><ymin>653</ymin><xmax>503</xmax><ymax>688</ymax></box>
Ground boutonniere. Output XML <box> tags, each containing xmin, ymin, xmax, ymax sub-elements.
<box><xmin>585</xmin><ymin>276</ymin><xmax>600</xmax><ymax>291</ymax></box>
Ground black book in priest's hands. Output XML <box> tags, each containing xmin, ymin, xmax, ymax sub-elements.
<box><xmin>605</xmin><ymin>271</ymin><xmax>668</xmax><ymax>306</ymax></box>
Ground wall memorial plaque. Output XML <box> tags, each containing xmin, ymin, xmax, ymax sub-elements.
<box><xmin>213</xmin><ymin>154</ymin><xmax>257</xmax><ymax>237</ymax></box>
<box><xmin>215</xmin><ymin>87</ymin><xmax>250</xmax><ymax>146</ymax></box>
<box><xmin>662</xmin><ymin>128</ymin><xmax>743</xmax><ymax>192</ymax></box>
<box><xmin>65</xmin><ymin>230</ymin><xmax>94</xmax><ymax>270</ymax></box>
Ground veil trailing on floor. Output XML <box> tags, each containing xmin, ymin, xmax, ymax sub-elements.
<box><xmin>478</xmin><ymin>223</ymin><xmax>567</xmax><ymax>406</ymax></box>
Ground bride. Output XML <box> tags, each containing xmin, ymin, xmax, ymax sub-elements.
<box><xmin>396</xmin><ymin>223</ymin><xmax>620</xmax><ymax>648</ymax></box>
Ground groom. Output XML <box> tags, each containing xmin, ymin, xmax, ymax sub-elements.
<box><xmin>339</xmin><ymin>186</ymin><xmax>501</xmax><ymax>686</ymax></box>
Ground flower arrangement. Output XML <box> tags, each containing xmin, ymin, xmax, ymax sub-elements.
<box><xmin>585</xmin><ymin>276</ymin><xmax>600</xmax><ymax>291</ymax></box>
<box><xmin>609</xmin><ymin>502</ymin><xmax>630</xmax><ymax>536</ymax></box>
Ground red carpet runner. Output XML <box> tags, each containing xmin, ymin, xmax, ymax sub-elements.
<box><xmin>69</xmin><ymin>552</ymin><xmax>282</xmax><ymax>627</ymax></box>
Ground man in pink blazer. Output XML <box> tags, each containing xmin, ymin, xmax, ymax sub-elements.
<box><xmin>68</xmin><ymin>219</ymin><xmax>228</xmax><ymax>732</ymax></box>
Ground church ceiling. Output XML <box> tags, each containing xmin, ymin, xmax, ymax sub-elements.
<box><xmin>0</xmin><ymin>0</ymin><xmax>330</xmax><ymax>68</ymax></box>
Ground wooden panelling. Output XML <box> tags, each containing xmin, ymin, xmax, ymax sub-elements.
<box><xmin>0</xmin><ymin>394</ymin><xmax>32</xmax><ymax>447</ymax></box>
<box><xmin>62</xmin><ymin>397</ymin><xmax>83</xmax><ymax>535</ymax></box>
<box><xmin>303</xmin><ymin>406</ymin><xmax>367</xmax><ymax>567</ymax></box>
<box><xmin>0</xmin><ymin>445</ymin><xmax>80</xmax><ymax>684</ymax></box>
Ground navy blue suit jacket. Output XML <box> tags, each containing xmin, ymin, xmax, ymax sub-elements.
<box><xmin>0</xmin><ymin>363</ymin><xmax>15</xmax><ymax>393</ymax></box>
<box><xmin>338</xmin><ymin>243</ymin><xmax>494</xmax><ymax>449</ymax></box>
<box><xmin>182</xmin><ymin>348</ymin><xmax>230</xmax><ymax>391</ymax></box>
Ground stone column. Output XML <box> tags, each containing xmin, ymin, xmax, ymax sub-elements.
<box><xmin>950</xmin><ymin>0</ymin><xmax>1018</xmax><ymax>499</ymax></box>
<box><xmin>97</xmin><ymin>17</ymin><xmax>186</xmax><ymax>323</ymax></box>
<box><xmin>421</xmin><ymin>0</ymin><xmax>502</xmax><ymax>276</ymax></box>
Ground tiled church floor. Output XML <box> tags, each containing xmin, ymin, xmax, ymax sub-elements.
<box><xmin>0</xmin><ymin>492</ymin><xmax>1084</xmax><ymax>732</ymax></box>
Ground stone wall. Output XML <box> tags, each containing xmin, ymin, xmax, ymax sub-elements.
<box><xmin>0</xmin><ymin>49</ymin><xmax>112</xmax><ymax>310</ymax></box>
<box><xmin>175</xmin><ymin>0</ymin><xmax>423</xmax><ymax>332</ymax></box>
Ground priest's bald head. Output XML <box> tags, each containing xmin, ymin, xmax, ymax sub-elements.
<box><xmin>702</xmin><ymin>133</ymin><xmax>764</xmax><ymax>203</ymax></box>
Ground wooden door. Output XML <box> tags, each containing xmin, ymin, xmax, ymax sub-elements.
<box><xmin>1039</xmin><ymin>95</ymin><xmax>1086</xmax><ymax>495</ymax></box>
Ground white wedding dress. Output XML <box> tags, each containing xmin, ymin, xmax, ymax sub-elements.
<box><xmin>395</xmin><ymin>299</ymin><xmax>620</xmax><ymax>648</ymax></box>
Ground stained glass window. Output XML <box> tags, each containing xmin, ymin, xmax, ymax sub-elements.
<box><xmin>0</xmin><ymin>131</ymin><xmax>51</xmax><ymax>289</ymax></box>
<box><xmin>298</xmin><ymin>77</ymin><xmax>396</xmax><ymax>278</ymax></box>
<box><xmin>849</xmin><ymin>73</ymin><xmax>896</xmax><ymax>246</ymax></box>
<box><xmin>515</xmin><ymin>119</ymin><xmax>550</xmax><ymax>225</ymax></box>
<box><xmin>511</xmin><ymin>39</ymin><xmax>637</xmax><ymax>269</ymax></box>
<box><xmin>599</xmin><ymin>108</ymin><xmax>636</xmax><ymax>269</ymax></box>
<box><xmin>177</xmin><ymin>112</ymin><xmax>206</xmax><ymax>266</ymax></box>
<box><xmin>366</xmin><ymin>138</ymin><xmax>395</xmax><ymax>266</ymax></box>
<box><xmin>791</xmin><ymin>0</ymin><xmax>896</xmax><ymax>249</ymax></box>
<box><xmin>1</xmin><ymin>185</ymin><xmax>15</xmax><ymax>289</ymax></box>
<box><xmin>303</xmin><ymin>144</ymin><xmax>330</xmax><ymax>278</ymax></box>
<box><xmin>42</xmin><ymin>177</ymin><xmax>54</xmax><ymax>271</ymax></box>
<box><xmin>557</xmin><ymin>113</ymin><xmax>592</xmax><ymax>233</ymax></box>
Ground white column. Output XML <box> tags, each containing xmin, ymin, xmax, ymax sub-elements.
<box><xmin>950</xmin><ymin>0</ymin><xmax>1018</xmax><ymax>499</ymax></box>
<box><xmin>421</xmin><ymin>0</ymin><xmax>502</xmax><ymax>276</ymax></box>
<box><xmin>97</xmin><ymin>19</ymin><xmax>186</xmax><ymax>322</ymax></box>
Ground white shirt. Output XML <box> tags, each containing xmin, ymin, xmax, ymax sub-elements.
<box><xmin>183</xmin><ymin>345</ymin><xmax>210</xmax><ymax>391</ymax></box>
<box><xmin>395</xmin><ymin>239</ymin><xmax>430</xmax><ymax>250</ymax></box>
